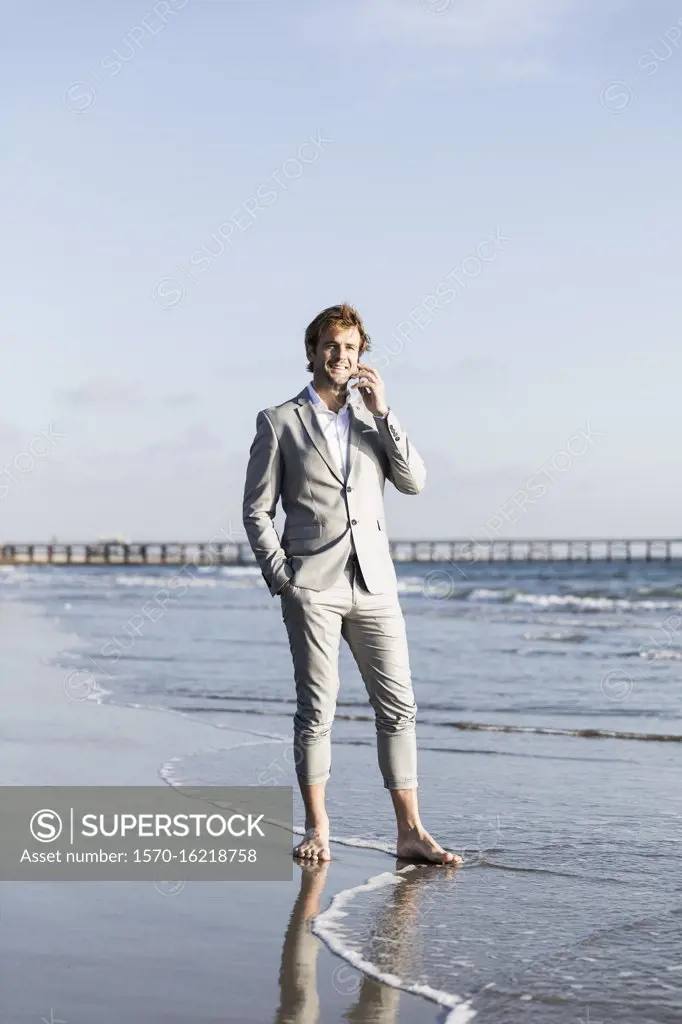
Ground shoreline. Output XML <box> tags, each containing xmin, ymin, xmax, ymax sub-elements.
<box><xmin>0</xmin><ymin>597</ymin><xmax>445</xmax><ymax>1023</ymax></box>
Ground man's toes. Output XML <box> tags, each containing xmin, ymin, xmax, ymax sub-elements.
<box><xmin>294</xmin><ymin>840</ymin><xmax>330</xmax><ymax>861</ymax></box>
<box><xmin>441</xmin><ymin>850</ymin><xmax>463</xmax><ymax>865</ymax></box>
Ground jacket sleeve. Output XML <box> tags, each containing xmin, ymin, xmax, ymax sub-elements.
<box><xmin>242</xmin><ymin>410</ymin><xmax>294</xmax><ymax>597</ymax></box>
<box><xmin>373</xmin><ymin>408</ymin><xmax>427</xmax><ymax>494</ymax></box>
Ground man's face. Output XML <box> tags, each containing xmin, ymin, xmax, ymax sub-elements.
<box><xmin>308</xmin><ymin>325</ymin><xmax>362</xmax><ymax>387</ymax></box>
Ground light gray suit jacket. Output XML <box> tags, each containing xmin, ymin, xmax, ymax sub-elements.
<box><xmin>242</xmin><ymin>384</ymin><xmax>426</xmax><ymax>597</ymax></box>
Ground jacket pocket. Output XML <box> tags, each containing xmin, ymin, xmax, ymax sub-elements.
<box><xmin>285</xmin><ymin>523</ymin><xmax>323</xmax><ymax>539</ymax></box>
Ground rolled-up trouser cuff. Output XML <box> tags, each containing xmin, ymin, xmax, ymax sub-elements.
<box><xmin>384</xmin><ymin>777</ymin><xmax>419</xmax><ymax>790</ymax></box>
<box><xmin>295</xmin><ymin>770</ymin><xmax>331</xmax><ymax>786</ymax></box>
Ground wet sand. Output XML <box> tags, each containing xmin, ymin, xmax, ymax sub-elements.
<box><xmin>0</xmin><ymin>600</ymin><xmax>442</xmax><ymax>1024</ymax></box>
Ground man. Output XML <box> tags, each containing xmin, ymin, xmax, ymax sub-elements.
<box><xmin>242</xmin><ymin>303</ymin><xmax>460</xmax><ymax>865</ymax></box>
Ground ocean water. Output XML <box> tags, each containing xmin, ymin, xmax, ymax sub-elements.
<box><xmin>2</xmin><ymin>559</ymin><xmax>680</xmax><ymax>1023</ymax></box>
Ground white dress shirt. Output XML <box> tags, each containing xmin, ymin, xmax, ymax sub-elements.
<box><xmin>306</xmin><ymin>382</ymin><xmax>389</xmax><ymax>480</ymax></box>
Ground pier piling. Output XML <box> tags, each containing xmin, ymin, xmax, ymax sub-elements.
<box><xmin>1</xmin><ymin>539</ymin><xmax>681</xmax><ymax>567</ymax></box>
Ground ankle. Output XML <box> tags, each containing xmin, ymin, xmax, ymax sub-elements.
<box><xmin>397</xmin><ymin>821</ymin><xmax>424</xmax><ymax>838</ymax></box>
<box><xmin>304</xmin><ymin>813</ymin><xmax>329</xmax><ymax>830</ymax></box>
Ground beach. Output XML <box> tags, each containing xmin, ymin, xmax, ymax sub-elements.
<box><xmin>0</xmin><ymin>599</ymin><xmax>443</xmax><ymax>1024</ymax></box>
<box><xmin>4</xmin><ymin>0</ymin><xmax>680</xmax><ymax>1016</ymax></box>
<box><xmin>0</xmin><ymin>562</ymin><xmax>681</xmax><ymax>1022</ymax></box>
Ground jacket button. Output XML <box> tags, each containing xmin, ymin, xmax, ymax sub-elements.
<box><xmin>351</xmin><ymin>519</ymin><xmax>357</xmax><ymax>525</ymax></box>
<box><xmin>346</xmin><ymin>486</ymin><xmax>352</xmax><ymax>492</ymax></box>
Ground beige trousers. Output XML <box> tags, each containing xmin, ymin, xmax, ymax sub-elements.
<box><xmin>279</xmin><ymin>554</ymin><xmax>418</xmax><ymax>790</ymax></box>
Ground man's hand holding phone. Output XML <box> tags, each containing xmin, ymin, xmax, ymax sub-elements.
<box><xmin>354</xmin><ymin>363</ymin><xmax>389</xmax><ymax>418</ymax></box>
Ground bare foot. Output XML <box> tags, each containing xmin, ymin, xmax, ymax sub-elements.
<box><xmin>396</xmin><ymin>828</ymin><xmax>463</xmax><ymax>865</ymax></box>
<box><xmin>294</xmin><ymin>825</ymin><xmax>331</xmax><ymax>861</ymax></box>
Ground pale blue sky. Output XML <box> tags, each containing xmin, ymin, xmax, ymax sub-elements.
<box><xmin>1</xmin><ymin>0</ymin><xmax>680</xmax><ymax>542</ymax></box>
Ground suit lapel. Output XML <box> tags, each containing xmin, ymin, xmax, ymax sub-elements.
<box><xmin>295</xmin><ymin>385</ymin><xmax>369</xmax><ymax>485</ymax></box>
<box><xmin>296</xmin><ymin>392</ymin><xmax>345</xmax><ymax>485</ymax></box>
<box><xmin>346</xmin><ymin>402</ymin><xmax>364</xmax><ymax>480</ymax></box>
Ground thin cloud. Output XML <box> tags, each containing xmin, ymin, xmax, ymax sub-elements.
<box><xmin>158</xmin><ymin>392</ymin><xmax>199</xmax><ymax>409</ymax></box>
<box><xmin>298</xmin><ymin>0</ymin><xmax>608</xmax><ymax>85</ymax></box>
<box><xmin>355</xmin><ymin>0</ymin><xmax>586</xmax><ymax>50</ymax></box>
<box><xmin>56</xmin><ymin>378</ymin><xmax>138</xmax><ymax>409</ymax></box>
<box><xmin>55</xmin><ymin>380</ymin><xmax>200</xmax><ymax>410</ymax></box>
<box><xmin>391</xmin><ymin>55</ymin><xmax>552</xmax><ymax>85</ymax></box>
<box><xmin>134</xmin><ymin>425</ymin><xmax>224</xmax><ymax>462</ymax></box>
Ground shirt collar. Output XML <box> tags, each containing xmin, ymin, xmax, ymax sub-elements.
<box><xmin>306</xmin><ymin>380</ymin><xmax>361</xmax><ymax>413</ymax></box>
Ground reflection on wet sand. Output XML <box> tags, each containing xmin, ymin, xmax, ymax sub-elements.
<box><xmin>275</xmin><ymin>858</ymin><xmax>461</xmax><ymax>1024</ymax></box>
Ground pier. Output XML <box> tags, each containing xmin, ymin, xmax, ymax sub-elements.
<box><xmin>1</xmin><ymin>539</ymin><xmax>681</xmax><ymax>566</ymax></box>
